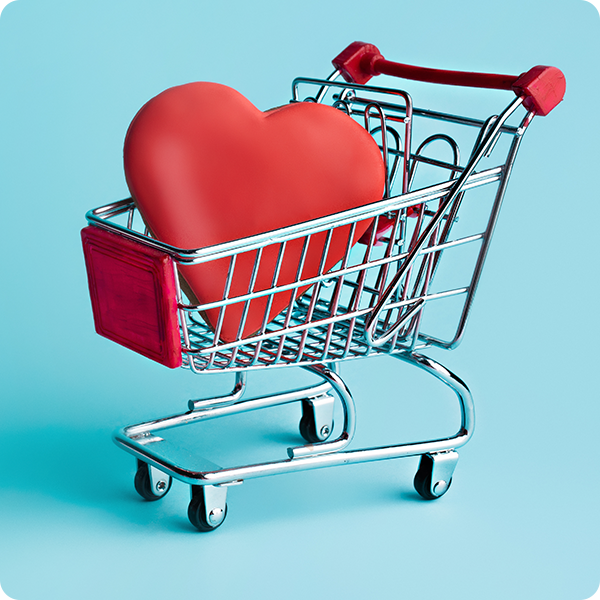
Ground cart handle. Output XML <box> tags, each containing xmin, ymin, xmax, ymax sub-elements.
<box><xmin>332</xmin><ymin>42</ymin><xmax>565</xmax><ymax>116</ymax></box>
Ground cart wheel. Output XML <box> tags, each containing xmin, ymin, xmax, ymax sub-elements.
<box><xmin>188</xmin><ymin>488</ymin><xmax>228</xmax><ymax>532</ymax></box>
<box><xmin>134</xmin><ymin>461</ymin><xmax>172</xmax><ymax>501</ymax></box>
<box><xmin>299</xmin><ymin>398</ymin><xmax>334</xmax><ymax>444</ymax></box>
<box><xmin>299</xmin><ymin>413</ymin><xmax>319</xmax><ymax>444</ymax></box>
<box><xmin>413</xmin><ymin>453</ymin><xmax>453</xmax><ymax>500</ymax></box>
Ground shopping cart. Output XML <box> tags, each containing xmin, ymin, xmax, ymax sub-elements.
<box><xmin>81</xmin><ymin>42</ymin><xmax>565</xmax><ymax>531</ymax></box>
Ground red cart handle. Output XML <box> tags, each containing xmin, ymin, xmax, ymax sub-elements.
<box><xmin>332</xmin><ymin>42</ymin><xmax>565</xmax><ymax>116</ymax></box>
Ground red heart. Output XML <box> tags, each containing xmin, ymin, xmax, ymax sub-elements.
<box><xmin>124</xmin><ymin>82</ymin><xmax>385</xmax><ymax>343</ymax></box>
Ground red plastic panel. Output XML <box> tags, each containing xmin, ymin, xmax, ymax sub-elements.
<box><xmin>81</xmin><ymin>226</ymin><xmax>182</xmax><ymax>368</ymax></box>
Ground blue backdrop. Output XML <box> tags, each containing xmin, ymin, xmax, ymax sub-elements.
<box><xmin>0</xmin><ymin>0</ymin><xmax>598</xmax><ymax>599</ymax></box>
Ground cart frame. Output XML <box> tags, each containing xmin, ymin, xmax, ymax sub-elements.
<box><xmin>81</xmin><ymin>42</ymin><xmax>564</xmax><ymax>530</ymax></box>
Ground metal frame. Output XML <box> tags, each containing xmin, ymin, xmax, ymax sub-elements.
<box><xmin>114</xmin><ymin>353</ymin><xmax>473</xmax><ymax>485</ymax></box>
<box><xmin>84</xmin><ymin>70</ymin><xmax>537</xmax><ymax>529</ymax></box>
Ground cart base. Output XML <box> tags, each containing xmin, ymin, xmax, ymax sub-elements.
<box><xmin>113</xmin><ymin>352</ymin><xmax>474</xmax><ymax>531</ymax></box>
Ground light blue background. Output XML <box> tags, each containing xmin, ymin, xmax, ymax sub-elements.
<box><xmin>0</xmin><ymin>0</ymin><xmax>598</xmax><ymax>598</ymax></box>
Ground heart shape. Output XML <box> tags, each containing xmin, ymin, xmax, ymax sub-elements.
<box><xmin>124</xmin><ymin>82</ymin><xmax>385</xmax><ymax>343</ymax></box>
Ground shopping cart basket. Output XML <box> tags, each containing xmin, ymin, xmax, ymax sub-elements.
<box><xmin>81</xmin><ymin>42</ymin><xmax>565</xmax><ymax>531</ymax></box>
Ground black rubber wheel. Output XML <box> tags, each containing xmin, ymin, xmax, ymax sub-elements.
<box><xmin>188</xmin><ymin>490</ymin><xmax>228</xmax><ymax>532</ymax></box>
<box><xmin>299</xmin><ymin>400</ymin><xmax>332</xmax><ymax>444</ymax></box>
<box><xmin>299</xmin><ymin>414</ymin><xmax>319</xmax><ymax>443</ymax></box>
<box><xmin>134</xmin><ymin>461</ymin><xmax>172</xmax><ymax>501</ymax></box>
<box><xmin>413</xmin><ymin>454</ymin><xmax>452</xmax><ymax>500</ymax></box>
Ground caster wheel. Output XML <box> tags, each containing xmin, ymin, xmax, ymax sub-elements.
<box><xmin>299</xmin><ymin>399</ymin><xmax>333</xmax><ymax>444</ymax></box>
<box><xmin>188</xmin><ymin>492</ymin><xmax>228</xmax><ymax>532</ymax></box>
<box><xmin>134</xmin><ymin>461</ymin><xmax>172</xmax><ymax>501</ymax></box>
<box><xmin>414</xmin><ymin>454</ymin><xmax>452</xmax><ymax>500</ymax></box>
<box><xmin>299</xmin><ymin>413</ymin><xmax>319</xmax><ymax>443</ymax></box>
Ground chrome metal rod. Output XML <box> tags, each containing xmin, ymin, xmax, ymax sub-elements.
<box><xmin>188</xmin><ymin>371</ymin><xmax>247</xmax><ymax>411</ymax></box>
<box><xmin>115</xmin><ymin>353</ymin><xmax>473</xmax><ymax>486</ymax></box>
<box><xmin>86</xmin><ymin>167</ymin><xmax>502</xmax><ymax>267</ymax></box>
<box><xmin>123</xmin><ymin>381</ymin><xmax>332</xmax><ymax>438</ymax></box>
<box><xmin>286</xmin><ymin>363</ymin><xmax>356</xmax><ymax>458</ymax></box>
<box><xmin>441</xmin><ymin>111</ymin><xmax>533</xmax><ymax>349</ymax></box>
<box><xmin>347</xmin><ymin>94</ymin><xmax>522</xmax><ymax>133</ymax></box>
<box><xmin>364</xmin><ymin>96</ymin><xmax>525</xmax><ymax>346</ymax></box>
<box><xmin>292</xmin><ymin>76</ymin><xmax>412</xmax><ymax>108</ymax></box>
<box><xmin>393</xmin><ymin>352</ymin><xmax>474</xmax><ymax>438</ymax></box>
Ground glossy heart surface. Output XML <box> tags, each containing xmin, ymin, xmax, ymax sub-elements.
<box><xmin>124</xmin><ymin>82</ymin><xmax>385</xmax><ymax>342</ymax></box>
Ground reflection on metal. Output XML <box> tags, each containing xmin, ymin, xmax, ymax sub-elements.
<box><xmin>83</xmin><ymin>57</ymin><xmax>548</xmax><ymax>529</ymax></box>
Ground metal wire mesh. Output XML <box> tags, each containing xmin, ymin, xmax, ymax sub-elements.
<box><xmin>87</xmin><ymin>75</ymin><xmax>530</xmax><ymax>373</ymax></box>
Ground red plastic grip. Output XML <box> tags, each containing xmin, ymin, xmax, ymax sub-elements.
<box><xmin>332</xmin><ymin>42</ymin><xmax>565</xmax><ymax>116</ymax></box>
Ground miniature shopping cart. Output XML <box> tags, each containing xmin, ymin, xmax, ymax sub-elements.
<box><xmin>81</xmin><ymin>42</ymin><xmax>565</xmax><ymax>531</ymax></box>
